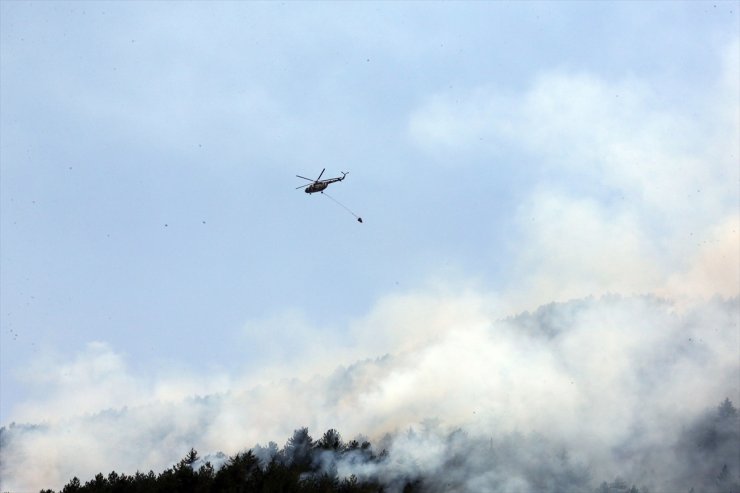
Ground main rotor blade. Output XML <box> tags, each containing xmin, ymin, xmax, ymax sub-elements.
<box><xmin>296</xmin><ymin>175</ymin><xmax>315</xmax><ymax>181</ymax></box>
<box><xmin>316</xmin><ymin>168</ymin><xmax>325</xmax><ymax>182</ymax></box>
<box><xmin>295</xmin><ymin>183</ymin><xmax>310</xmax><ymax>189</ymax></box>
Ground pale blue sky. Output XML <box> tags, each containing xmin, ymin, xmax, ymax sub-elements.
<box><xmin>1</xmin><ymin>1</ymin><xmax>738</xmax><ymax>426</ymax></box>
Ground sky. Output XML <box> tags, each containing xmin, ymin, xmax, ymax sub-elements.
<box><xmin>1</xmin><ymin>2</ymin><xmax>739</xmax><ymax>492</ymax></box>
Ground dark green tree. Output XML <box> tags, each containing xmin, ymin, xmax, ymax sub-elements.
<box><xmin>317</xmin><ymin>429</ymin><xmax>344</xmax><ymax>452</ymax></box>
<box><xmin>61</xmin><ymin>477</ymin><xmax>81</xmax><ymax>493</ymax></box>
<box><xmin>284</xmin><ymin>427</ymin><xmax>315</xmax><ymax>468</ymax></box>
<box><xmin>212</xmin><ymin>450</ymin><xmax>262</xmax><ymax>492</ymax></box>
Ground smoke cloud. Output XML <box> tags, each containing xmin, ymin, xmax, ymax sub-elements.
<box><xmin>1</xmin><ymin>293</ymin><xmax>738</xmax><ymax>492</ymax></box>
<box><xmin>2</xmin><ymin>34</ymin><xmax>737</xmax><ymax>493</ymax></box>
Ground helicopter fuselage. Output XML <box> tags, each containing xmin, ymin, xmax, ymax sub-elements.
<box><xmin>297</xmin><ymin>170</ymin><xmax>347</xmax><ymax>193</ymax></box>
<box><xmin>305</xmin><ymin>182</ymin><xmax>329</xmax><ymax>194</ymax></box>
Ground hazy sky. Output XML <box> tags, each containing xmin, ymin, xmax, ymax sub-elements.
<box><xmin>1</xmin><ymin>2</ymin><xmax>738</xmax><ymax>491</ymax></box>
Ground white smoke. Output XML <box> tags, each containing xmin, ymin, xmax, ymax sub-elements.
<box><xmin>1</xmin><ymin>293</ymin><xmax>738</xmax><ymax>492</ymax></box>
<box><xmin>1</xmin><ymin>34</ymin><xmax>738</xmax><ymax>493</ymax></box>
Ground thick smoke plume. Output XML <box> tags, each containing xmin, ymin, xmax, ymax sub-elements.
<box><xmin>2</xmin><ymin>34</ymin><xmax>738</xmax><ymax>493</ymax></box>
<box><xmin>2</xmin><ymin>294</ymin><xmax>738</xmax><ymax>492</ymax></box>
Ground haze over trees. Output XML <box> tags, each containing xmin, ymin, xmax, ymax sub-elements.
<box><xmin>36</xmin><ymin>398</ymin><xmax>739</xmax><ymax>493</ymax></box>
<box><xmin>0</xmin><ymin>295</ymin><xmax>735</xmax><ymax>493</ymax></box>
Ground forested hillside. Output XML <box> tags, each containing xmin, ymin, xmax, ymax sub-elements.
<box><xmin>36</xmin><ymin>398</ymin><xmax>739</xmax><ymax>493</ymax></box>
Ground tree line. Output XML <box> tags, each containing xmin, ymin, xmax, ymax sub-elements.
<box><xmin>43</xmin><ymin>428</ymin><xmax>383</xmax><ymax>493</ymax></box>
<box><xmin>39</xmin><ymin>398</ymin><xmax>739</xmax><ymax>493</ymax></box>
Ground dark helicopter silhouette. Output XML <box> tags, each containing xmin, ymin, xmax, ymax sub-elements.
<box><xmin>295</xmin><ymin>168</ymin><xmax>348</xmax><ymax>194</ymax></box>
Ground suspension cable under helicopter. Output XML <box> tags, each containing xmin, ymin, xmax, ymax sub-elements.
<box><xmin>322</xmin><ymin>191</ymin><xmax>363</xmax><ymax>223</ymax></box>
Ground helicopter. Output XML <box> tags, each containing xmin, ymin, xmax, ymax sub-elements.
<box><xmin>295</xmin><ymin>168</ymin><xmax>348</xmax><ymax>194</ymax></box>
<box><xmin>296</xmin><ymin>168</ymin><xmax>363</xmax><ymax>223</ymax></box>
